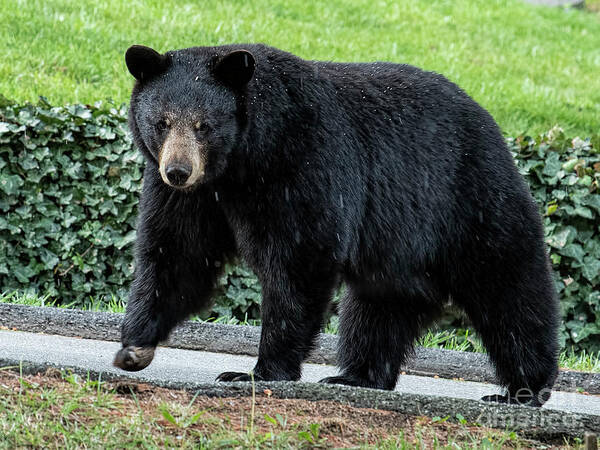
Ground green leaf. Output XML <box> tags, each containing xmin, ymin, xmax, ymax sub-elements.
<box><xmin>159</xmin><ymin>405</ymin><xmax>179</xmax><ymax>427</ymax></box>
<box><xmin>560</xmin><ymin>244</ymin><xmax>585</xmax><ymax>264</ymax></box>
<box><xmin>581</xmin><ymin>195</ymin><xmax>600</xmax><ymax>214</ymax></box>
<box><xmin>12</xmin><ymin>264</ymin><xmax>36</xmax><ymax>283</ymax></box>
<box><xmin>0</xmin><ymin>173</ymin><xmax>24</xmax><ymax>195</ymax></box>
<box><xmin>562</xmin><ymin>158</ymin><xmax>580</xmax><ymax>172</ymax></box>
<box><xmin>546</xmin><ymin>227</ymin><xmax>572</xmax><ymax>249</ymax></box>
<box><xmin>542</xmin><ymin>152</ymin><xmax>561</xmax><ymax>177</ymax></box>
<box><xmin>582</xmin><ymin>258</ymin><xmax>600</xmax><ymax>282</ymax></box>
<box><xmin>546</xmin><ymin>203</ymin><xmax>558</xmax><ymax>216</ymax></box>
<box><xmin>572</xmin><ymin>206</ymin><xmax>593</xmax><ymax>219</ymax></box>
<box><xmin>40</xmin><ymin>248</ymin><xmax>59</xmax><ymax>270</ymax></box>
<box><xmin>297</xmin><ymin>431</ymin><xmax>313</xmax><ymax>443</ymax></box>
<box><xmin>113</xmin><ymin>230</ymin><xmax>136</xmax><ymax>250</ymax></box>
<box><xmin>264</xmin><ymin>414</ymin><xmax>277</xmax><ymax>426</ymax></box>
<box><xmin>184</xmin><ymin>410</ymin><xmax>206</xmax><ymax>427</ymax></box>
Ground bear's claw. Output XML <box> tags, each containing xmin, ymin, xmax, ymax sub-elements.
<box><xmin>481</xmin><ymin>393</ymin><xmax>543</xmax><ymax>407</ymax></box>
<box><xmin>113</xmin><ymin>346</ymin><xmax>155</xmax><ymax>371</ymax></box>
<box><xmin>319</xmin><ymin>375</ymin><xmax>377</xmax><ymax>388</ymax></box>
<box><xmin>216</xmin><ymin>371</ymin><xmax>262</xmax><ymax>382</ymax></box>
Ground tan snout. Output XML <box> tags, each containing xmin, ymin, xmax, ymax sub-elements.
<box><xmin>159</xmin><ymin>128</ymin><xmax>205</xmax><ymax>189</ymax></box>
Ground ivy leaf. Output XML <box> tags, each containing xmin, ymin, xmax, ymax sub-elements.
<box><xmin>560</xmin><ymin>244</ymin><xmax>585</xmax><ymax>264</ymax></box>
<box><xmin>582</xmin><ymin>258</ymin><xmax>600</xmax><ymax>282</ymax></box>
<box><xmin>0</xmin><ymin>173</ymin><xmax>24</xmax><ymax>195</ymax></box>
<box><xmin>546</xmin><ymin>227</ymin><xmax>572</xmax><ymax>249</ymax></box>
<box><xmin>542</xmin><ymin>152</ymin><xmax>561</xmax><ymax>177</ymax></box>
<box><xmin>114</xmin><ymin>230</ymin><xmax>136</xmax><ymax>250</ymax></box>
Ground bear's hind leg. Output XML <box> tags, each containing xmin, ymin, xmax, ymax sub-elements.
<box><xmin>454</xmin><ymin>256</ymin><xmax>559</xmax><ymax>406</ymax></box>
<box><xmin>320</xmin><ymin>285</ymin><xmax>440</xmax><ymax>390</ymax></box>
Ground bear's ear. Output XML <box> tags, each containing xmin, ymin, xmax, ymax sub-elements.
<box><xmin>125</xmin><ymin>45</ymin><xmax>169</xmax><ymax>81</ymax></box>
<box><xmin>214</xmin><ymin>50</ymin><xmax>256</xmax><ymax>88</ymax></box>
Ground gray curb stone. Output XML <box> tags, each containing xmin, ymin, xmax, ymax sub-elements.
<box><xmin>1</xmin><ymin>303</ymin><xmax>599</xmax><ymax>394</ymax></box>
<box><xmin>524</xmin><ymin>0</ymin><xmax>585</xmax><ymax>8</ymax></box>
<box><xmin>2</xmin><ymin>358</ymin><xmax>598</xmax><ymax>439</ymax></box>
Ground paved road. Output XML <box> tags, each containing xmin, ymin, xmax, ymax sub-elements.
<box><xmin>1</xmin><ymin>329</ymin><xmax>599</xmax><ymax>417</ymax></box>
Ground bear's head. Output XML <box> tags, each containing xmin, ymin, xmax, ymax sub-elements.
<box><xmin>125</xmin><ymin>45</ymin><xmax>255</xmax><ymax>190</ymax></box>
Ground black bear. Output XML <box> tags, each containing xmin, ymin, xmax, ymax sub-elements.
<box><xmin>113</xmin><ymin>43</ymin><xmax>559</xmax><ymax>406</ymax></box>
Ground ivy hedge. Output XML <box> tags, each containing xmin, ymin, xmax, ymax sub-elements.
<box><xmin>0</xmin><ymin>99</ymin><xmax>599</xmax><ymax>350</ymax></box>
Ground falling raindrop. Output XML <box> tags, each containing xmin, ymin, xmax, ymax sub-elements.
<box><xmin>285</xmin><ymin>187</ymin><xmax>290</xmax><ymax>202</ymax></box>
<box><xmin>215</xmin><ymin>191</ymin><xmax>219</xmax><ymax>202</ymax></box>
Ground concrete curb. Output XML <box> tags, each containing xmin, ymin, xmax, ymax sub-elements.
<box><xmin>1</xmin><ymin>303</ymin><xmax>598</xmax><ymax>394</ymax></box>
<box><xmin>2</xmin><ymin>357</ymin><xmax>598</xmax><ymax>439</ymax></box>
<box><xmin>524</xmin><ymin>0</ymin><xmax>585</xmax><ymax>8</ymax></box>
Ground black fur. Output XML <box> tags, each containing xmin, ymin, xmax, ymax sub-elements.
<box><xmin>119</xmin><ymin>43</ymin><xmax>559</xmax><ymax>406</ymax></box>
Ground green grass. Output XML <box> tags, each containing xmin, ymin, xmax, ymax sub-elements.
<box><xmin>0</xmin><ymin>290</ymin><xmax>259</xmax><ymax>325</ymax></box>
<box><xmin>3</xmin><ymin>290</ymin><xmax>600</xmax><ymax>373</ymax></box>
<box><xmin>0</xmin><ymin>368</ymin><xmax>558</xmax><ymax>448</ymax></box>
<box><xmin>1</xmin><ymin>0</ymin><xmax>599</xmax><ymax>137</ymax></box>
<box><xmin>0</xmin><ymin>290</ymin><xmax>126</xmax><ymax>313</ymax></box>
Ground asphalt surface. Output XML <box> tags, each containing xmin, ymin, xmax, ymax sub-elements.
<box><xmin>1</xmin><ymin>329</ymin><xmax>599</xmax><ymax>418</ymax></box>
<box><xmin>3</xmin><ymin>303</ymin><xmax>598</xmax><ymax>394</ymax></box>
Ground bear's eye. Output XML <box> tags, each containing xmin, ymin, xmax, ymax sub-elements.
<box><xmin>194</xmin><ymin>121</ymin><xmax>211</xmax><ymax>135</ymax></box>
<box><xmin>155</xmin><ymin>119</ymin><xmax>170</xmax><ymax>133</ymax></box>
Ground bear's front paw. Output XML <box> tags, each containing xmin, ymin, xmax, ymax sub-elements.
<box><xmin>113</xmin><ymin>346</ymin><xmax>156</xmax><ymax>371</ymax></box>
<box><xmin>216</xmin><ymin>371</ymin><xmax>264</xmax><ymax>382</ymax></box>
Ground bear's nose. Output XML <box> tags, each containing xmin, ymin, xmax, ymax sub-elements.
<box><xmin>165</xmin><ymin>164</ymin><xmax>192</xmax><ymax>186</ymax></box>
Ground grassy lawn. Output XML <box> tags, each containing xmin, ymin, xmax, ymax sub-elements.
<box><xmin>0</xmin><ymin>368</ymin><xmax>568</xmax><ymax>448</ymax></box>
<box><xmin>1</xmin><ymin>0</ymin><xmax>599</xmax><ymax>137</ymax></box>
